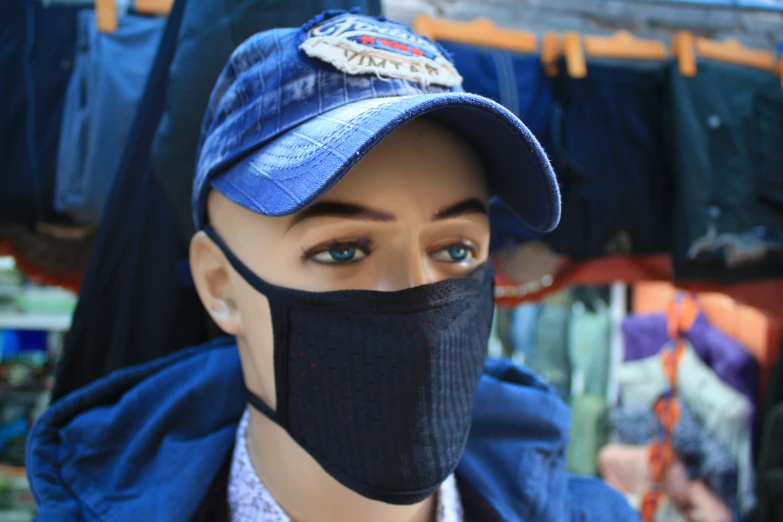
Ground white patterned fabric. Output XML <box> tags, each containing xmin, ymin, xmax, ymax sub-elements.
<box><xmin>229</xmin><ymin>409</ymin><xmax>464</xmax><ymax>522</ymax></box>
<box><xmin>617</xmin><ymin>343</ymin><xmax>755</xmax><ymax>516</ymax></box>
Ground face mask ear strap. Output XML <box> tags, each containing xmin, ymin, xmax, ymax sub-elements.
<box><xmin>244</xmin><ymin>386</ymin><xmax>281</xmax><ymax>424</ymax></box>
<box><xmin>202</xmin><ymin>225</ymin><xmax>292</xmax><ymax>427</ymax></box>
<box><xmin>203</xmin><ymin>225</ymin><xmax>276</xmax><ymax>297</ymax></box>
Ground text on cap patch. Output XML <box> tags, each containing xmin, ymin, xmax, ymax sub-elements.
<box><xmin>299</xmin><ymin>15</ymin><xmax>463</xmax><ymax>88</ymax></box>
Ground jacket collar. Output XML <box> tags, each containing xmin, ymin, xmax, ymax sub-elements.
<box><xmin>28</xmin><ymin>338</ymin><xmax>572</xmax><ymax>521</ymax></box>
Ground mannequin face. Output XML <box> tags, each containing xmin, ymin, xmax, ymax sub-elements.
<box><xmin>191</xmin><ymin>117</ymin><xmax>489</xmax><ymax>408</ymax></box>
<box><xmin>190</xmin><ymin>118</ymin><xmax>489</xmax><ymax>521</ymax></box>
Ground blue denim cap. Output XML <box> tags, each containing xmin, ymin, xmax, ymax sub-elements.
<box><xmin>193</xmin><ymin>10</ymin><xmax>561</xmax><ymax>232</ymax></box>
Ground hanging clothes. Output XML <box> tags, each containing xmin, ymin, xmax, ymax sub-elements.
<box><xmin>435</xmin><ymin>41</ymin><xmax>555</xmax><ymax>249</ymax></box>
<box><xmin>610</xmin><ymin>404</ymin><xmax>739</xmax><ymax>516</ymax></box>
<box><xmin>52</xmin><ymin>0</ymin><xmax>211</xmax><ymax>401</ymax></box>
<box><xmin>617</xmin><ymin>344</ymin><xmax>756</xmax><ymax>516</ymax></box>
<box><xmin>669</xmin><ymin>60</ymin><xmax>783</xmax><ymax>283</ymax></box>
<box><xmin>567</xmin><ymin>299</ymin><xmax>611</xmax><ymax>398</ymax></box>
<box><xmin>54</xmin><ymin>1</ymin><xmax>391</xmax><ymax>402</ymax></box>
<box><xmin>753</xmin><ymin>403</ymin><xmax>783</xmax><ymax>522</ymax></box>
<box><xmin>548</xmin><ymin>61</ymin><xmax>673</xmax><ymax>260</ymax></box>
<box><xmin>752</xmin><ymin>338</ymin><xmax>783</xmax><ymax>522</ymax></box>
<box><xmin>0</xmin><ymin>0</ymin><xmax>78</xmax><ymax>226</ymax></box>
<box><xmin>567</xmin><ymin>395</ymin><xmax>608</xmax><ymax>477</ymax></box>
<box><xmin>493</xmin><ymin>306</ymin><xmax>514</xmax><ymax>359</ymax></box>
<box><xmin>509</xmin><ymin>302</ymin><xmax>539</xmax><ymax>368</ymax></box>
<box><xmin>531</xmin><ymin>292</ymin><xmax>572</xmax><ymax>401</ymax></box>
<box><xmin>622</xmin><ymin>312</ymin><xmax>759</xmax><ymax>406</ymax></box>
<box><xmin>150</xmin><ymin>0</ymin><xmax>382</xmax><ymax>246</ymax></box>
<box><xmin>600</xmin><ymin>444</ymin><xmax>731</xmax><ymax>522</ymax></box>
<box><xmin>565</xmin><ymin>299</ymin><xmax>611</xmax><ymax>477</ymax></box>
<box><xmin>55</xmin><ymin>10</ymin><xmax>164</xmax><ymax>224</ymax></box>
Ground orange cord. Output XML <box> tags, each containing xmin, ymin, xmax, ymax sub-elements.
<box><xmin>641</xmin><ymin>293</ymin><xmax>695</xmax><ymax>520</ymax></box>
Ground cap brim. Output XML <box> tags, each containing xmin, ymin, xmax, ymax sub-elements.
<box><xmin>209</xmin><ymin>93</ymin><xmax>560</xmax><ymax>232</ymax></box>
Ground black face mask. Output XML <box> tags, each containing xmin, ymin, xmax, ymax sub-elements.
<box><xmin>204</xmin><ymin>226</ymin><xmax>494</xmax><ymax>505</ymax></box>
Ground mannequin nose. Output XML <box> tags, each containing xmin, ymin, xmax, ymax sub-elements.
<box><xmin>379</xmin><ymin>248</ymin><xmax>432</xmax><ymax>291</ymax></box>
<box><xmin>406</xmin><ymin>257</ymin><xmax>430</xmax><ymax>288</ymax></box>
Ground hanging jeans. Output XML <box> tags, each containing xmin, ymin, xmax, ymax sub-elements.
<box><xmin>53</xmin><ymin>0</ymin><xmax>385</xmax><ymax>401</ymax></box>
<box><xmin>150</xmin><ymin>0</ymin><xmax>382</xmax><ymax>245</ymax></box>
<box><xmin>549</xmin><ymin>62</ymin><xmax>673</xmax><ymax>260</ymax></box>
<box><xmin>55</xmin><ymin>10</ymin><xmax>164</xmax><ymax>224</ymax></box>
<box><xmin>437</xmin><ymin>41</ymin><xmax>554</xmax><ymax>249</ymax></box>
<box><xmin>52</xmin><ymin>0</ymin><xmax>214</xmax><ymax>401</ymax></box>
<box><xmin>669</xmin><ymin>60</ymin><xmax>783</xmax><ymax>283</ymax></box>
<box><xmin>0</xmin><ymin>0</ymin><xmax>78</xmax><ymax>226</ymax></box>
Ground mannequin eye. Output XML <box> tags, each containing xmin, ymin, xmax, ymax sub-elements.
<box><xmin>304</xmin><ymin>239</ymin><xmax>373</xmax><ymax>265</ymax></box>
<box><xmin>430</xmin><ymin>242</ymin><xmax>477</xmax><ymax>264</ymax></box>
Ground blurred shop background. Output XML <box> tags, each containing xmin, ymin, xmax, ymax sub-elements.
<box><xmin>1</xmin><ymin>0</ymin><xmax>782</xmax><ymax>520</ymax></box>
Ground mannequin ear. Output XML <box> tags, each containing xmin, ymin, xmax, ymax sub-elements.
<box><xmin>189</xmin><ymin>231</ymin><xmax>244</xmax><ymax>336</ymax></box>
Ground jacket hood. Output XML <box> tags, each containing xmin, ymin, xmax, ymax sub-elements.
<box><xmin>27</xmin><ymin>337</ymin><xmax>636</xmax><ymax>521</ymax></box>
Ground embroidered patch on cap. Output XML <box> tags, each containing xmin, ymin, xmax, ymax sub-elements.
<box><xmin>299</xmin><ymin>15</ymin><xmax>463</xmax><ymax>88</ymax></box>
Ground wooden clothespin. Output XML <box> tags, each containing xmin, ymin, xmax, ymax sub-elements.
<box><xmin>412</xmin><ymin>13</ymin><xmax>436</xmax><ymax>39</ymax></box>
<box><xmin>412</xmin><ymin>15</ymin><xmax>537</xmax><ymax>54</ymax></box>
<box><xmin>541</xmin><ymin>33</ymin><xmax>562</xmax><ymax>77</ymax></box>
<box><xmin>96</xmin><ymin>0</ymin><xmax>118</xmax><ymax>33</ymax></box>
<box><xmin>584</xmin><ymin>30</ymin><xmax>668</xmax><ymax>62</ymax></box>
<box><xmin>135</xmin><ymin>0</ymin><xmax>174</xmax><ymax>15</ymax></box>
<box><xmin>695</xmin><ymin>36</ymin><xmax>777</xmax><ymax>72</ymax></box>
<box><xmin>95</xmin><ymin>0</ymin><xmax>173</xmax><ymax>33</ymax></box>
<box><xmin>563</xmin><ymin>32</ymin><xmax>586</xmax><ymax>78</ymax></box>
<box><xmin>673</xmin><ymin>31</ymin><xmax>697</xmax><ymax>78</ymax></box>
<box><xmin>565</xmin><ymin>30</ymin><xmax>669</xmax><ymax>78</ymax></box>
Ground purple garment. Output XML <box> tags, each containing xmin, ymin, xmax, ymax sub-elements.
<box><xmin>623</xmin><ymin>313</ymin><xmax>758</xmax><ymax>406</ymax></box>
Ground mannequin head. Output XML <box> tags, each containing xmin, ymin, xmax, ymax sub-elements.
<box><xmin>190</xmin><ymin>118</ymin><xmax>489</xmax><ymax>522</ymax></box>
<box><xmin>187</xmin><ymin>12</ymin><xmax>560</xmax><ymax>521</ymax></box>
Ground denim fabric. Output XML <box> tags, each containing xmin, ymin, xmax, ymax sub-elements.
<box><xmin>550</xmin><ymin>62</ymin><xmax>673</xmax><ymax>259</ymax></box>
<box><xmin>52</xmin><ymin>0</ymin><xmax>219</xmax><ymax>401</ymax></box>
<box><xmin>30</xmin><ymin>340</ymin><xmax>639</xmax><ymax>521</ymax></box>
<box><xmin>669</xmin><ymin>60</ymin><xmax>783</xmax><ymax>282</ymax></box>
<box><xmin>55</xmin><ymin>11</ymin><xmax>163</xmax><ymax>224</ymax></box>
<box><xmin>152</xmin><ymin>0</ymin><xmax>381</xmax><ymax>244</ymax></box>
<box><xmin>0</xmin><ymin>0</ymin><xmax>78</xmax><ymax>225</ymax></box>
<box><xmin>437</xmin><ymin>41</ymin><xmax>554</xmax><ymax>246</ymax></box>
<box><xmin>617</xmin><ymin>345</ymin><xmax>755</xmax><ymax>515</ymax></box>
<box><xmin>437</xmin><ymin>42</ymin><xmax>553</xmax><ymax>146</ymax></box>
<box><xmin>754</xmin><ymin>89</ymin><xmax>783</xmax><ymax>226</ymax></box>
<box><xmin>191</xmin><ymin>12</ymin><xmax>559</xmax><ymax>236</ymax></box>
<box><xmin>622</xmin><ymin>312</ymin><xmax>759</xmax><ymax>407</ymax></box>
<box><xmin>611</xmin><ymin>405</ymin><xmax>740</xmax><ymax>515</ymax></box>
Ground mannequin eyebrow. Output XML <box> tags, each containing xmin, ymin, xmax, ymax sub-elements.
<box><xmin>433</xmin><ymin>198</ymin><xmax>489</xmax><ymax>220</ymax></box>
<box><xmin>288</xmin><ymin>197</ymin><xmax>488</xmax><ymax>229</ymax></box>
<box><xmin>288</xmin><ymin>201</ymin><xmax>395</xmax><ymax>228</ymax></box>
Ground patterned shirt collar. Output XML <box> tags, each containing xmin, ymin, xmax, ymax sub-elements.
<box><xmin>228</xmin><ymin>409</ymin><xmax>464</xmax><ymax>522</ymax></box>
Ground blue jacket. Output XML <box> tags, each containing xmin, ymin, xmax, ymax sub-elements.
<box><xmin>27</xmin><ymin>337</ymin><xmax>639</xmax><ymax>521</ymax></box>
